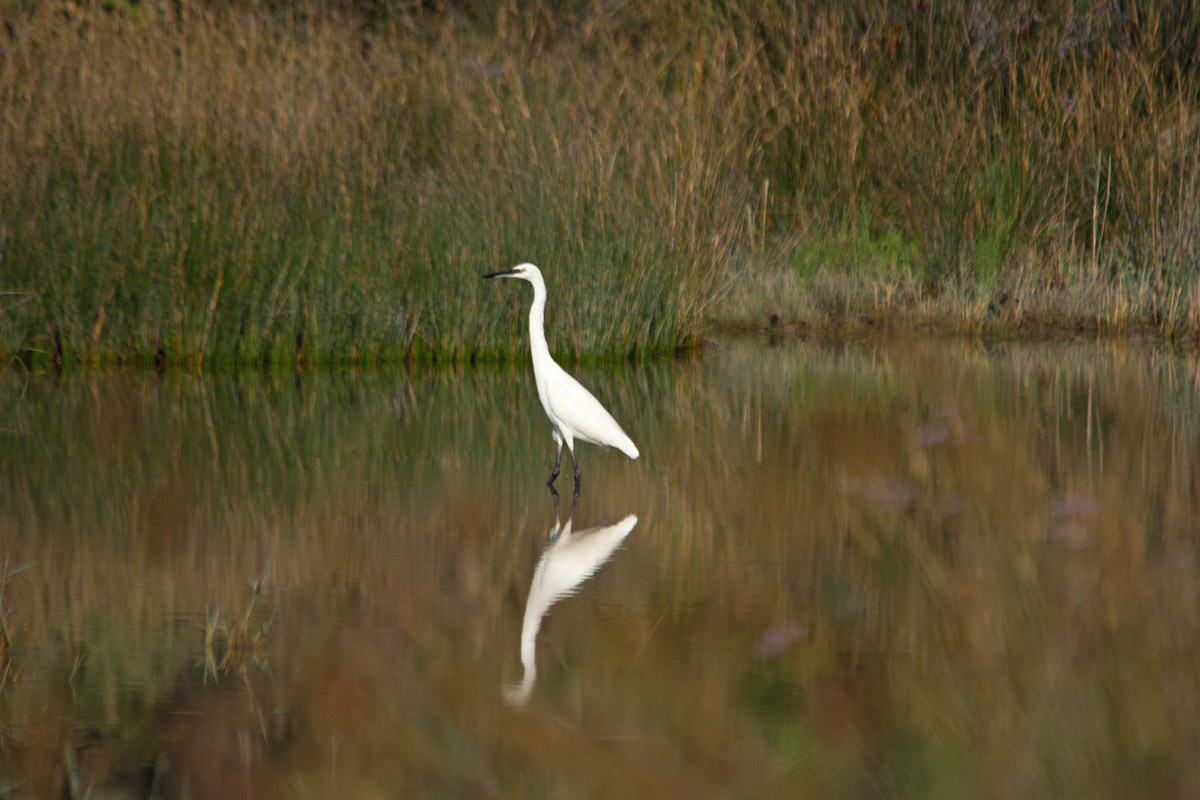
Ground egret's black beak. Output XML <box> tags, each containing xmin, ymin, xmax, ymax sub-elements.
<box><xmin>482</xmin><ymin>268</ymin><xmax>518</xmax><ymax>279</ymax></box>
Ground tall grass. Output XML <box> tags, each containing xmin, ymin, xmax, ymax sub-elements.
<box><xmin>704</xmin><ymin>1</ymin><xmax>1200</xmax><ymax>335</ymax></box>
<box><xmin>0</xmin><ymin>4</ymin><xmax>749</xmax><ymax>364</ymax></box>
<box><xmin>2</xmin><ymin>1</ymin><xmax>1200</xmax><ymax>363</ymax></box>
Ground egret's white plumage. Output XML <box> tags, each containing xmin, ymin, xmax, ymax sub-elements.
<box><xmin>504</xmin><ymin>509</ymin><xmax>638</xmax><ymax>706</ymax></box>
<box><xmin>483</xmin><ymin>263</ymin><xmax>639</xmax><ymax>490</ymax></box>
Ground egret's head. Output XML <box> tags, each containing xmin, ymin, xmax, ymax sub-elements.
<box><xmin>482</xmin><ymin>263</ymin><xmax>540</xmax><ymax>281</ymax></box>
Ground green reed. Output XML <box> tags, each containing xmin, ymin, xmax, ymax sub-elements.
<box><xmin>0</xmin><ymin>5</ymin><xmax>745</xmax><ymax>365</ymax></box>
<box><xmin>3</xmin><ymin>1</ymin><xmax>1200</xmax><ymax>363</ymax></box>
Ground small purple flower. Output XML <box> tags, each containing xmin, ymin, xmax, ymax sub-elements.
<box><xmin>841</xmin><ymin>474</ymin><xmax>915</xmax><ymax>510</ymax></box>
<box><xmin>755</xmin><ymin>623</ymin><xmax>807</xmax><ymax>659</ymax></box>
<box><xmin>1050</xmin><ymin>492</ymin><xmax>1100</xmax><ymax>518</ymax></box>
<box><xmin>919</xmin><ymin>422</ymin><xmax>950</xmax><ymax>448</ymax></box>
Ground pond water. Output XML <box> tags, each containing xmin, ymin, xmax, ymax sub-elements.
<box><xmin>3</xmin><ymin>339</ymin><xmax>1200</xmax><ymax>798</ymax></box>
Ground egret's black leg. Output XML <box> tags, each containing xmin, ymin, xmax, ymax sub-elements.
<box><xmin>570</xmin><ymin>447</ymin><xmax>581</xmax><ymax>499</ymax></box>
<box><xmin>566</xmin><ymin>485</ymin><xmax>578</xmax><ymax>521</ymax></box>
<box><xmin>548</xmin><ymin>486</ymin><xmax>575</xmax><ymax>542</ymax></box>
<box><xmin>547</xmin><ymin>444</ymin><xmax>563</xmax><ymax>487</ymax></box>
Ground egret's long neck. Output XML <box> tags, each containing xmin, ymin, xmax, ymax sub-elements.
<box><xmin>510</xmin><ymin>597</ymin><xmax>541</xmax><ymax>705</ymax></box>
<box><xmin>527</xmin><ymin>275</ymin><xmax>552</xmax><ymax>371</ymax></box>
<box><xmin>520</xmin><ymin>612</ymin><xmax>540</xmax><ymax>681</ymax></box>
<box><xmin>503</xmin><ymin>614</ymin><xmax>539</xmax><ymax>706</ymax></box>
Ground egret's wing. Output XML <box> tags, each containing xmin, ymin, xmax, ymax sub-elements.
<box><xmin>544</xmin><ymin>369</ymin><xmax>637</xmax><ymax>455</ymax></box>
<box><xmin>530</xmin><ymin>514</ymin><xmax>638</xmax><ymax>603</ymax></box>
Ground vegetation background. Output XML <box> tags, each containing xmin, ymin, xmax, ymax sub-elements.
<box><xmin>2</xmin><ymin>0</ymin><xmax>1200</xmax><ymax>365</ymax></box>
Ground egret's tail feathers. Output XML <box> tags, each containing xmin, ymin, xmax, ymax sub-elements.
<box><xmin>616</xmin><ymin>435</ymin><xmax>640</xmax><ymax>460</ymax></box>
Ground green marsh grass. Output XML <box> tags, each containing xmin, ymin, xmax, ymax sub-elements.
<box><xmin>708</xmin><ymin>2</ymin><xmax>1200</xmax><ymax>338</ymax></box>
<box><xmin>7</xmin><ymin>2</ymin><xmax>1200</xmax><ymax>362</ymax></box>
<box><xmin>0</xmin><ymin>4</ymin><xmax>747</xmax><ymax>365</ymax></box>
<box><xmin>4</xmin><ymin>1</ymin><xmax>1200</xmax><ymax>363</ymax></box>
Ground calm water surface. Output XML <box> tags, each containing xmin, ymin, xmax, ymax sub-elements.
<box><xmin>3</xmin><ymin>340</ymin><xmax>1200</xmax><ymax>798</ymax></box>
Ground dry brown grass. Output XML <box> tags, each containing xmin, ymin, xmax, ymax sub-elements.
<box><xmin>3</xmin><ymin>2</ymin><xmax>1200</xmax><ymax>362</ymax></box>
<box><xmin>0</xmin><ymin>3</ymin><xmax>752</xmax><ymax>363</ymax></box>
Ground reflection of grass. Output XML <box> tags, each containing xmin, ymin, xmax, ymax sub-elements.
<box><xmin>3</xmin><ymin>343</ymin><xmax>1200</xmax><ymax>795</ymax></box>
<box><xmin>0</xmin><ymin>560</ymin><xmax>32</xmax><ymax>693</ymax></box>
<box><xmin>204</xmin><ymin>560</ymin><xmax>276</xmax><ymax>682</ymax></box>
<box><xmin>643</xmin><ymin>341</ymin><xmax>1200</xmax><ymax>796</ymax></box>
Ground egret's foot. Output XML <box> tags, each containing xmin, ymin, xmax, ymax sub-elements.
<box><xmin>549</xmin><ymin>446</ymin><xmax>564</xmax><ymax>487</ymax></box>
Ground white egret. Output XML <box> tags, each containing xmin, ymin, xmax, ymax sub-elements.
<box><xmin>504</xmin><ymin>506</ymin><xmax>638</xmax><ymax>706</ymax></box>
<box><xmin>482</xmin><ymin>263</ymin><xmax>639</xmax><ymax>493</ymax></box>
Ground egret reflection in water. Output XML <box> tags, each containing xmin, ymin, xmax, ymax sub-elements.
<box><xmin>504</xmin><ymin>497</ymin><xmax>638</xmax><ymax>706</ymax></box>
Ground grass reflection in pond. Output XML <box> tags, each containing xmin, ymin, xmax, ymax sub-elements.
<box><xmin>1</xmin><ymin>341</ymin><xmax>1199</xmax><ymax>798</ymax></box>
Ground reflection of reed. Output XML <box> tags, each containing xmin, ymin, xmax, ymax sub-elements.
<box><xmin>3</xmin><ymin>341</ymin><xmax>1200</xmax><ymax>796</ymax></box>
<box><xmin>505</xmin><ymin>501</ymin><xmax>637</xmax><ymax>707</ymax></box>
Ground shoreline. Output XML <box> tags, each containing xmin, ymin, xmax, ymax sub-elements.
<box><xmin>4</xmin><ymin>313</ymin><xmax>1189</xmax><ymax>374</ymax></box>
